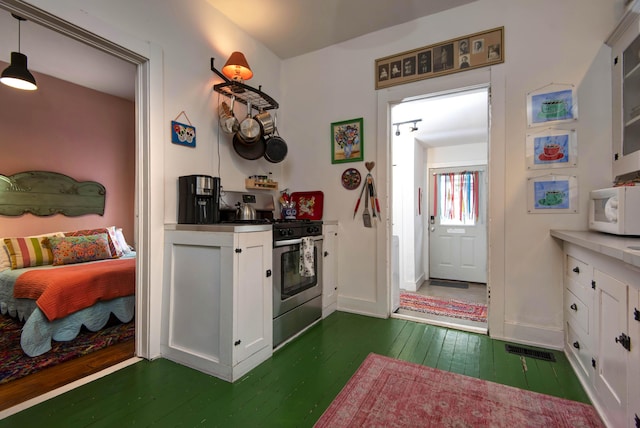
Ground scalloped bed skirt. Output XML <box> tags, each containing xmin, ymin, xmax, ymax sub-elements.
<box><xmin>20</xmin><ymin>296</ymin><xmax>135</xmax><ymax>357</ymax></box>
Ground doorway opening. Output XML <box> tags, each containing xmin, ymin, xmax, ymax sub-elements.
<box><xmin>390</xmin><ymin>86</ymin><xmax>489</xmax><ymax>334</ymax></box>
<box><xmin>0</xmin><ymin>0</ymin><xmax>155</xmax><ymax>415</ymax></box>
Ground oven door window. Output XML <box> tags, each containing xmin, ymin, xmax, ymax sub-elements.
<box><xmin>279</xmin><ymin>245</ymin><xmax>317</xmax><ymax>299</ymax></box>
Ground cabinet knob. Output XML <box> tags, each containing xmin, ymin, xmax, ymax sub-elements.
<box><xmin>572</xmin><ymin>266</ymin><xmax>580</xmax><ymax>274</ymax></box>
<box><xmin>615</xmin><ymin>333</ymin><xmax>631</xmax><ymax>351</ymax></box>
<box><xmin>570</xmin><ymin>303</ymin><xmax>578</xmax><ymax>311</ymax></box>
<box><xmin>324</xmin><ymin>251</ymin><xmax>329</xmax><ymax>257</ymax></box>
<box><xmin>573</xmin><ymin>341</ymin><xmax>580</xmax><ymax>350</ymax></box>
<box><xmin>234</xmin><ymin>340</ymin><xmax>241</xmax><ymax>346</ymax></box>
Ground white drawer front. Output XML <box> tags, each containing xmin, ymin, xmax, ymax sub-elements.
<box><xmin>566</xmin><ymin>255</ymin><xmax>591</xmax><ymax>289</ymax></box>
<box><xmin>565</xmin><ymin>288</ymin><xmax>589</xmax><ymax>334</ymax></box>
<box><xmin>566</xmin><ymin>321</ymin><xmax>593</xmax><ymax>382</ymax></box>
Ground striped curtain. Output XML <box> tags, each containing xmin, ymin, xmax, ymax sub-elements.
<box><xmin>433</xmin><ymin>171</ymin><xmax>479</xmax><ymax>225</ymax></box>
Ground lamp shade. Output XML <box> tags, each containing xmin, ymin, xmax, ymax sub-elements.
<box><xmin>222</xmin><ymin>51</ymin><xmax>253</xmax><ymax>81</ymax></box>
<box><xmin>1</xmin><ymin>52</ymin><xmax>37</xmax><ymax>90</ymax></box>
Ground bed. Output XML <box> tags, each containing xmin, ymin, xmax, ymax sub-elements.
<box><xmin>0</xmin><ymin>253</ymin><xmax>135</xmax><ymax>357</ymax></box>
<box><xmin>0</xmin><ymin>171</ymin><xmax>136</xmax><ymax>357</ymax></box>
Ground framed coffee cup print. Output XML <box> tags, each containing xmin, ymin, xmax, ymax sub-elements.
<box><xmin>526</xmin><ymin>128</ymin><xmax>577</xmax><ymax>169</ymax></box>
<box><xmin>527</xmin><ymin>174</ymin><xmax>577</xmax><ymax>213</ymax></box>
<box><xmin>527</xmin><ymin>83</ymin><xmax>577</xmax><ymax>127</ymax></box>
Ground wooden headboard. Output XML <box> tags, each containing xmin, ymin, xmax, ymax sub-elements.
<box><xmin>0</xmin><ymin>171</ymin><xmax>105</xmax><ymax>217</ymax></box>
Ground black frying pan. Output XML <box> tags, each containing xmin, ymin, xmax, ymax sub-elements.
<box><xmin>233</xmin><ymin>133</ymin><xmax>266</xmax><ymax>160</ymax></box>
<box><xmin>264</xmin><ymin>134</ymin><xmax>288</xmax><ymax>163</ymax></box>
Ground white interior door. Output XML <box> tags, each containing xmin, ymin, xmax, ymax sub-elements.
<box><xmin>429</xmin><ymin>167</ymin><xmax>487</xmax><ymax>283</ymax></box>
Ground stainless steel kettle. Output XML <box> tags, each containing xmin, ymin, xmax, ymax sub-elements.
<box><xmin>236</xmin><ymin>202</ymin><xmax>256</xmax><ymax>221</ymax></box>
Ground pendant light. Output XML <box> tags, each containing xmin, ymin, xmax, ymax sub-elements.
<box><xmin>1</xmin><ymin>14</ymin><xmax>38</xmax><ymax>91</ymax></box>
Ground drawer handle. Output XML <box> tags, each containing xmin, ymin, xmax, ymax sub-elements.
<box><xmin>570</xmin><ymin>303</ymin><xmax>578</xmax><ymax>311</ymax></box>
<box><xmin>573</xmin><ymin>341</ymin><xmax>580</xmax><ymax>350</ymax></box>
<box><xmin>572</xmin><ymin>266</ymin><xmax>580</xmax><ymax>274</ymax></box>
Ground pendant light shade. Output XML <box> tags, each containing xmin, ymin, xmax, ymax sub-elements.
<box><xmin>1</xmin><ymin>52</ymin><xmax>37</xmax><ymax>90</ymax></box>
<box><xmin>222</xmin><ymin>51</ymin><xmax>253</xmax><ymax>82</ymax></box>
<box><xmin>1</xmin><ymin>14</ymin><xmax>37</xmax><ymax>91</ymax></box>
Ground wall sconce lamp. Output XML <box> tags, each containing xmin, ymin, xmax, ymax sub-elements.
<box><xmin>392</xmin><ymin>119</ymin><xmax>422</xmax><ymax>136</ymax></box>
<box><xmin>221</xmin><ymin>51</ymin><xmax>253</xmax><ymax>83</ymax></box>
<box><xmin>1</xmin><ymin>14</ymin><xmax>37</xmax><ymax>91</ymax></box>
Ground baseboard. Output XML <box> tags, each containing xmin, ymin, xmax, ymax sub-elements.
<box><xmin>494</xmin><ymin>320</ymin><xmax>564</xmax><ymax>350</ymax></box>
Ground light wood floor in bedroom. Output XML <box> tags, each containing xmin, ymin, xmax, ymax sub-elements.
<box><xmin>0</xmin><ymin>340</ymin><xmax>134</xmax><ymax>411</ymax></box>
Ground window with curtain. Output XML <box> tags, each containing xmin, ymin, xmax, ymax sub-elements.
<box><xmin>434</xmin><ymin>171</ymin><xmax>479</xmax><ymax>226</ymax></box>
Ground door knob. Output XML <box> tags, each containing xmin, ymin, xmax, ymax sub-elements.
<box><xmin>570</xmin><ymin>303</ymin><xmax>578</xmax><ymax>311</ymax></box>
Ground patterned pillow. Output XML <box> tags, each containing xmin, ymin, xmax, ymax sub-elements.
<box><xmin>3</xmin><ymin>232</ymin><xmax>65</xmax><ymax>269</ymax></box>
<box><xmin>64</xmin><ymin>226</ymin><xmax>123</xmax><ymax>258</ymax></box>
<box><xmin>46</xmin><ymin>233</ymin><xmax>113</xmax><ymax>266</ymax></box>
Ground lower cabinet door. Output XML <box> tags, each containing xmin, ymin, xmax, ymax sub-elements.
<box><xmin>594</xmin><ymin>268</ymin><xmax>628</xmax><ymax>428</ymax></box>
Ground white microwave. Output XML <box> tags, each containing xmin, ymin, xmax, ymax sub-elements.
<box><xmin>588</xmin><ymin>186</ymin><xmax>640</xmax><ymax>235</ymax></box>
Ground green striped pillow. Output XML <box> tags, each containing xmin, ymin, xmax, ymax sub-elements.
<box><xmin>4</xmin><ymin>232</ymin><xmax>64</xmax><ymax>269</ymax></box>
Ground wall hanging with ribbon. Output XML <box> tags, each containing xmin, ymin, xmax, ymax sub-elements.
<box><xmin>171</xmin><ymin>111</ymin><xmax>196</xmax><ymax>148</ymax></box>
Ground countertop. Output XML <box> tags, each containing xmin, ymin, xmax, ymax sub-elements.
<box><xmin>165</xmin><ymin>223</ymin><xmax>272</xmax><ymax>233</ymax></box>
<box><xmin>550</xmin><ymin>229</ymin><xmax>640</xmax><ymax>269</ymax></box>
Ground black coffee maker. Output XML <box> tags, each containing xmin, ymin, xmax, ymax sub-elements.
<box><xmin>178</xmin><ymin>175</ymin><xmax>220</xmax><ymax>224</ymax></box>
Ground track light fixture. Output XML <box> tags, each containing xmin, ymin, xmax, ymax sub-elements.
<box><xmin>1</xmin><ymin>14</ymin><xmax>37</xmax><ymax>91</ymax></box>
<box><xmin>392</xmin><ymin>119</ymin><xmax>422</xmax><ymax>136</ymax></box>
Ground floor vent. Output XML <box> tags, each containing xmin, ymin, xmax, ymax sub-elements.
<box><xmin>505</xmin><ymin>344</ymin><xmax>556</xmax><ymax>362</ymax></box>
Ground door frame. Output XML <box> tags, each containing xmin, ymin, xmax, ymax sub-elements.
<box><xmin>377</xmin><ymin>67</ymin><xmax>507</xmax><ymax>338</ymax></box>
<box><xmin>1</xmin><ymin>0</ymin><xmax>165</xmax><ymax>359</ymax></box>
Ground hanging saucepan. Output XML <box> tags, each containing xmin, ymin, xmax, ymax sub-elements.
<box><xmin>233</xmin><ymin>132</ymin><xmax>266</xmax><ymax>160</ymax></box>
<box><xmin>219</xmin><ymin>96</ymin><xmax>239</xmax><ymax>134</ymax></box>
<box><xmin>254</xmin><ymin>109</ymin><xmax>274</xmax><ymax>136</ymax></box>
<box><xmin>264</xmin><ymin>118</ymin><xmax>288</xmax><ymax>163</ymax></box>
<box><xmin>238</xmin><ymin>101</ymin><xmax>262</xmax><ymax>144</ymax></box>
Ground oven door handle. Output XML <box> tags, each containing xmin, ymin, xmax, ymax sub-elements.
<box><xmin>274</xmin><ymin>236</ymin><xmax>323</xmax><ymax>247</ymax></box>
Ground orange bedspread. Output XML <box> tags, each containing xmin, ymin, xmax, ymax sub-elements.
<box><xmin>13</xmin><ymin>258</ymin><xmax>135</xmax><ymax>322</ymax></box>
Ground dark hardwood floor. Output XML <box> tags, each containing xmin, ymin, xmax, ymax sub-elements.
<box><xmin>0</xmin><ymin>339</ymin><xmax>134</xmax><ymax>411</ymax></box>
<box><xmin>0</xmin><ymin>311</ymin><xmax>591</xmax><ymax>427</ymax></box>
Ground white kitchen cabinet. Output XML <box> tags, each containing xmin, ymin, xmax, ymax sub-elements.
<box><xmin>322</xmin><ymin>223</ymin><xmax>338</xmax><ymax>318</ymax></box>
<box><xmin>607</xmin><ymin>1</ymin><xmax>640</xmax><ymax>180</ymax></box>
<box><xmin>594</xmin><ymin>269</ymin><xmax>628</xmax><ymax>428</ymax></box>
<box><xmin>557</xmin><ymin>238</ymin><xmax>640</xmax><ymax>427</ymax></box>
<box><xmin>161</xmin><ymin>226</ymin><xmax>272</xmax><ymax>382</ymax></box>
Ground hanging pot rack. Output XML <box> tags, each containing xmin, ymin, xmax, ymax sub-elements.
<box><xmin>211</xmin><ymin>58</ymin><xmax>279</xmax><ymax>112</ymax></box>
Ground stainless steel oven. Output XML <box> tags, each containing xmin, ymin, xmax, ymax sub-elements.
<box><xmin>272</xmin><ymin>221</ymin><xmax>323</xmax><ymax>348</ymax></box>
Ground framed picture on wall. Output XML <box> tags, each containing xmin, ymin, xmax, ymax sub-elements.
<box><xmin>331</xmin><ymin>118</ymin><xmax>363</xmax><ymax>164</ymax></box>
<box><xmin>526</xmin><ymin>128</ymin><xmax>577</xmax><ymax>169</ymax></box>
<box><xmin>526</xmin><ymin>83</ymin><xmax>577</xmax><ymax>127</ymax></box>
<box><xmin>527</xmin><ymin>174</ymin><xmax>578</xmax><ymax>213</ymax></box>
<box><xmin>375</xmin><ymin>27</ymin><xmax>504</xmax><ymax>89</ymax></box>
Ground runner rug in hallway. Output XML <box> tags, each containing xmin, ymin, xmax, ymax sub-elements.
<box><xmin>314</xmin><ymin>353</ymin><xmax>604</xmax><ymax>427</ymax></box>
<box><xmin>399</xmin><ymin>292</ymin><xmax>487</xmax><ymax>322</ymax></box>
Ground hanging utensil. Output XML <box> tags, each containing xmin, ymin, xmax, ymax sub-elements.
<box><xmin>353</xmin><ymin>177</ymin><xmax>368</xmax><ymax>218</ymax></box>
<box><xmin>238</xmin><ymin>101</ymin><xmax>262</xmax><ymax>144</ymax></box>
<box><xmin>219</xmin><ymin>96</ymin><xmax>239</xmax><ymax>134</ymax></box>
<box><xmin>363</xmin><ymin>181</ymin><xmax>372</xmax><ymax>227</ymax></box>
<box><xmin>368</xmin><ymin>176</ymin><xmax>376</xmax><ymax>220</ymax></box>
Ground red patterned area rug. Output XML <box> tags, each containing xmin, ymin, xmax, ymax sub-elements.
<box><xmin>399</xmin><ymin>292</ymin><xmax>487</xmax><ymax>322</ymax></box>
<box><xmin>0</xmin><ymin>313</ymin><xmax>134</xmax><ymax>385</ymax></box>
<box><xmin>315</xmin><ymin>353</ymin><xmax>604</xmax><ymax>427</ymax></box>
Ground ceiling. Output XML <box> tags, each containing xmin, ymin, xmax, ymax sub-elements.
<box><xmin>206</xmin><ymin>0</ymin><xmax>477</xmax><ymax>59</ymax></box>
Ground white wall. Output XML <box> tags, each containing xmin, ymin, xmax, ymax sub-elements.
<box><xmin>16</xmin><ymin>0</ymin><xmax>626</xmax><ymax>351</ymax></box>
<box><xmin>279</xmin><ymin>0</ymin><xmax>623</xmax><ymax>348</ymax></box>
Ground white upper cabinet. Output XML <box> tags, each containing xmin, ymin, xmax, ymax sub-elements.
<box><xmin>608</xmin><ymin>1</ymin><xmax>640</xmax><ymax>180</ymax></box>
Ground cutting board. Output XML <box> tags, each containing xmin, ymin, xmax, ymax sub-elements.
<box><xmin>290</xmin><ymin>191</ymin><xmax>324</xmax><ymax>220</ymax></box>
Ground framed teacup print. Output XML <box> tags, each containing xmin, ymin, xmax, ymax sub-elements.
<box><xmin>526</xmin><ymin>128</ymin><xmax>577</xmax><ymax>169</ymax></box>
<box><xmin>527</xmin><ymin>174</ymin><xmax>578</xmax><ymax>213</ymax></box>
